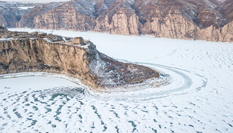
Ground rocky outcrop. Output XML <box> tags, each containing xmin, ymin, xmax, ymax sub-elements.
<box><xmin>33</xmin><ymin>1</ymin><xmax>96</xmax><ymax>31</ymax></box>
<box><xmin>0</xmin><ymin>29</ymin><xmax>160</xmax><ymax>89</ymax></box>
<box><xmin>0</xmin><ymin>1</ymin><xmax>39</xmax><ymax>27</ymax></box>
<box><xmin>0</xmin><ymin>15</ymin><xmax>7</xmax><ymax>27</ymax></box>
<box><xmin>6</xmin><ymin>0</ymin><xmax>233</xmax><ymax>42</ymax></box>
<box><xmin>0</xmin><ymin>26</ymin><xmax>7</xmax><ymax>31</ymax></box>
<box><xmin>16</xmin><ymin>2</ymin><xmax>64</xmax><ymax>28</ymax></box>
<box><xmin>220</xmin><ymin>21</ymin><xmax>233</xmax><ymax>42</ymax></box>
<box><xmin>140</xmin><ymin>8</ymin><xmax>233</xmax><ymax>42</ymax></box>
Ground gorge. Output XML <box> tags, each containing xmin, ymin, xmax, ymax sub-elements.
<box><xmin>0</xmin><ymin>0</ymin><xmax>233</xmax><ymax>42</ymax></box>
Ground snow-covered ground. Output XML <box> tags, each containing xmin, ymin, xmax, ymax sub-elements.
<box><xmin>17</xmin><ymin>6</ymin><xmax>34</xmax><ymax>10</ymax></box>
<box><xmin>0</xmin><ymin>28</ymin><xmax>232</xmax><ymax>133</ymax></box>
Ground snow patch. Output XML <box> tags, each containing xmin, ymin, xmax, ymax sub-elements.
<box><xmin>17</xmin><ymin>6</ymin><xmax>34</xmax><ymax>10</ymax></box>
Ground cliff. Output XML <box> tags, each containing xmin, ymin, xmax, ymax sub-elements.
<box><xmin>0</xmin><ymin>1</ymin><xmax>39</xmax><ymax>27</ymax></box>
<box><xmin>0</xmin><ymin>29</ymin><xmax>160</xmax><ymax>89</ymax></box>
<box><xmin>13</xmin><ymin>0</ymin><xmax>233</xmax><ymax>42</ymax></box>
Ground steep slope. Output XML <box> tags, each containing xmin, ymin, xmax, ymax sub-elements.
<box><xmin>218</xmin><ymin>0</ymin><xmax>233</xmax><ymax>21</ymax></box>
<box><xmin>13</xmin><ymin>0</ymin><xmax>233</xmax><ymax>42</ymax></box>
<box><xmin>94</xmin><ymin>0</ymin><xmax>141</xmax><ymax>35</ymax></box>
<box><xmin>0</xmin><ymin>1</ymin><xmax>39</xmax><ymax>27</ymax></box>
<box><xmin>0</xmin><ymin>28</ymin><xmax>160</xmax><ymax>89</ymax></box>
<box><xmin>26</xmin><ymin>0</ymin><xmax>98</xmax><ymax>31</ymax></box>
<box><xmin>17</xmin><ymin>2</ymin><xmax>64</xmax><ymax>28</ymax></box>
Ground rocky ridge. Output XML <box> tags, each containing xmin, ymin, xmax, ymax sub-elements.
<box><xmin>0</xmin><ymin>27</ymin><xmax>160</xmax><ymax>90</ymax></box>
<box><xmin>12</xmin><ymin>0</ymin><xmax>233</xmax><ymax>42</ymax></box>
<box><xmin>0</xmin><ymin>0</ymin><xmax>232</xmax><ymax>42</ymax></box>
<box><xmin>0</xmin><ymin>1</ymin><xmax>39</xmax><ymax>27</ymax></box>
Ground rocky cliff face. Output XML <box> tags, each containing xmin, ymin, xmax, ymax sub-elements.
<box><xmin>0</xmin><ymin>29</ymin><xmax>159</xmax><ymax>89</ymax></box>
<box><xmin>3</xmin><ymin>0</ymin><xmax>233</xmax><ymax>42</ymax></box>
<box><xmin>0</xmin><ymin>1</ymin><xmax>39</xmax><ymax>27</ymax></box>
<box><xmin>33</xmin><ymin>1</ymin><xmax>96</xmax><ymax>31</ymax></box>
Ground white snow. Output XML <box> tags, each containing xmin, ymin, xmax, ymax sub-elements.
<box><xmin>43</xmin><ymin>38</ymin><xmax>51</xmax><ymax>43</ymax></box>
<box><xmin>0</xmin><ymin>72</ymin><xmax>82</xmax><ymax>93</ymax></box>
<box><xmin>17</xmin><ymin>6</ymin><xmax>34</xmax><ymax>10</ymax></box>
<box><xmin>0</xmin><ymin>28</ymin><xmax>233</xmax><ymax>133</ymax></box>
<box><xmin>0</xmin><ymin>38</ymin><xmax>14</xmax><ymax>41</ymax></box>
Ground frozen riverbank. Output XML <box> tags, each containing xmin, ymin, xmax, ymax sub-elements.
<box><xmin>0</xmin><ymin>28</ymin><xmax>232</xmax><ymax>133</ymax></box>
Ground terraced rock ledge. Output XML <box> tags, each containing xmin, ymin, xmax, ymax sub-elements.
<box><xmin>0</xmin><ymin>27</ymin><xmax>163</xmax><ymax>90</ymax></box>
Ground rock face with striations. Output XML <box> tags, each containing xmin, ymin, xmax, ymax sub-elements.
<box><xmin>0</xmin><ymin>28</ymin><xmax>160</xmax><ymax>89</ymax></box>
<box><xmin>13</xmin><ymin>0</ymin><xmax>233</xmax><ymax>42</ymax></box>
<box><xmin>0</xmin><ymin>1</ymin><xmax>39</xmax><ymax>27</ymax></box>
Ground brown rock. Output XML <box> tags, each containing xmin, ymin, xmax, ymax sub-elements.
<box><xmin>12</xmin><ymin>0</ymin><xmax>233</xmax><ymax>42</ymax></box>
<box><xmin>73</xmin><ymin>37</ymin><xmax>85</xmax><ymax>45</ymax></box>
<box><xmin>0</xmin><ymin>29</ymin><xmax>160</xmax><ymax>90</ymax></box>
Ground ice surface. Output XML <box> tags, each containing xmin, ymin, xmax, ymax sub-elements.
<box><xmin>0</xmin><ymin>73</ymin><xmax>81</xmax><ymax>93</ymax></box>
<box><xmin>0</xmin><ymin>28</ymin><xmax>232</xmax><ymax>133</ymax></box>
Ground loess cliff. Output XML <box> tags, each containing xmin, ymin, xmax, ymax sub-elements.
<box><xmin>12</xmin><ymin>0</ymin><xmax>233</xmax><ymax>42</ymax></box>
<box><xmin>0</xmin><ymin>27</ymin><xmax>160</xmax><ymax>89</ymax></box>
<box><xmin>0</xmin><ymin>1</ymin><xmax>39</xmax><ymax>27</ymax></box>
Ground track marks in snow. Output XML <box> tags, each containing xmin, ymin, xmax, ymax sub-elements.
<box><xmin>3</xmin><ymin>29</ymin><xmax>233</xmax><ymax>132</ymax></box>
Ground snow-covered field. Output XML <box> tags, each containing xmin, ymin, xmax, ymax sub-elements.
<box><xmin>0</xmin><ymin>28</ymin><xmax>233</xmax><ymax>133</ymax></box>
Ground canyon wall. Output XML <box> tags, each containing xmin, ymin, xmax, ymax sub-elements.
<box><xmin>2</xmin><ymin>0</ymin><xmax>233</xmax><ymax>42</ymax></box>
<box><xmin>0</xmin><ymin>38</ymin><xmax>97</xmax><ymax>88</ymax></box>
<box><xmin>0</xmin><ymin>1</ymin><xmax>39</xmax><ymax>27</ymax></box>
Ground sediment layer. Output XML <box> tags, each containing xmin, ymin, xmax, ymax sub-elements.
<box><xmin>12</xmin><ymin>0</ymin><xmax>233</xmax><ymax>42</ymax></box>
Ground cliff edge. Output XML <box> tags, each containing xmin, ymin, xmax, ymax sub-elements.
<box><xmin>0</xmin><ymin>28</ymin><xmax>160</xmax><ymax>90</ymax></box>
<box><xmin>14</xmin><ymin>0</ymin><xmax>233</xmax><ymax>42</ymax></box>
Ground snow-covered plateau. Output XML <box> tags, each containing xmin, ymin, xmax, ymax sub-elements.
<box><xmin>0</xmin><ymin>28</ymin><xmax>233</xmax><ymax>133</ymax></box>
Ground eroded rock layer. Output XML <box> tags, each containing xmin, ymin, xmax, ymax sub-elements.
<box><xmin>13</xmin><ymin>0</ymin><xmax>233</xmax><ymax>42</ymax></box>
<box><xmin>0</xmin><ymin>28</ymin><xmax>159</xmax><ymax>89</ymax></box>
<box><xmin>0</xmin><ymin>1</ymin><xmax>39</xmax><ymax>27</ymax></box>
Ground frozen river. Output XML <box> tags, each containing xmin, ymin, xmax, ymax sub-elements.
<box><xmin>0</xmin><ymin>29</ymin><xmax>233</xmax><ymax>133</ymax></box>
